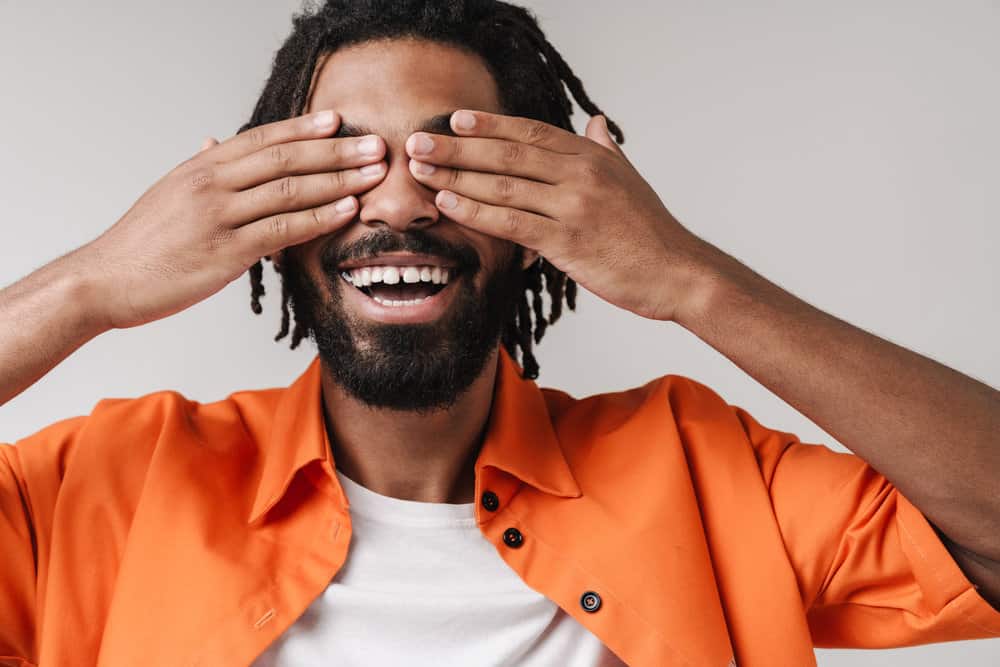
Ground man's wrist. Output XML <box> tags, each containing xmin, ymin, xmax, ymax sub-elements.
<box><xmin>669</xmin><ymin>236</ymin><xmax>750</xmax><ymax>336</ymax></box>
<box><xmin>44</xmin><ymin>250</ymin><xmax>114</xmax><ymax>341</ymax></box>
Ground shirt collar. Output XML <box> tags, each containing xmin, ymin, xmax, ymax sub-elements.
<box><xmin>247</xmin><ymin>349</ymin><xmax>581</xmax><ymax>525</ymax></box>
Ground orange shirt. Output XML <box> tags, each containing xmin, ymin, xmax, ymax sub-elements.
<box><xmin>2</xmin><ymin>349</ymin><xmax>999</xmax><ymax>666</ymax></box>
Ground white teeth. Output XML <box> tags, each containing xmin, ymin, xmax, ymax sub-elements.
<box><xmin>382</xmin><ymin>267</ymin><xmax>401</xmax><ymax>285</ymax></box>
<box><xmin>372</xmin><ymin>295</ymin><xmax>430</xmax><ymax>307</ymax></box>
<box><xmin>343</xmin><ymin>265</ymin><xmax>455</xmax><ymax>285</ymax></box>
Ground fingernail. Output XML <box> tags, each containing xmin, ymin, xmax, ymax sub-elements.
<box><xmin>360</xmin><ymin>163</ymin><xmax>385</xmax><ymax>176</ymax></box>
<box><xmin>334</xmin><ymin>197</ymin><xmax>356</xmax><ymax>213</ymax></box>
<box><xmin>410</xmin><ymin>159</ymin><xmax>436</xmax><ymax>175</ymax></box>
<box><xmin>453</xmin><ymin>110</ymin><xmax>476</xmax><ymax>131</ymax></box>
<box><xmin>437</xmin><ymin>191</ymin><xmax>458</xmax><ymax>210</ymax></box>
<box><xmin>314</xmin><ymin>110</ymin><xmax>335</xmax><ymax>129</ymax></box>
<box><xmin>409</xmin><ymin>133</ymin><xmax>434</xmax><ymax>156</ymax></box>
<box><xmin>358</xmin><ymin>135</ymin><xmax>380</xmax><ymax>155</ymax></box>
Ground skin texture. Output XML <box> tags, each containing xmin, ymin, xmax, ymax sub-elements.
<box><xmin>0</xmin><ymin>36</ymin><xmax>997</xmax><ymax>607</ymax></box>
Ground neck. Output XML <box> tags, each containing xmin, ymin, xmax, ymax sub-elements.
<box><xmin>319</xmin><ymin>347</ymin><xmax>500</xmax><ymax>504</ymax></box>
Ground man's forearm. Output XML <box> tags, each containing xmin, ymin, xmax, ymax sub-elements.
<box><xmin>0</xmin><ymin>252</ymin><xmax>108</xmax><ymax>407</ymax></box>
<box><xmin>677</xmin><ymin>241</ymin><xmax>1000</xmax><ymax>564</ymax></box>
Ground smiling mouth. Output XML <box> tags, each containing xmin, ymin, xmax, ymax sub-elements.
<box><xmin>339</xmin><ymin>264</ymin><xmax>458</xmax><ymax>307</ymax></box>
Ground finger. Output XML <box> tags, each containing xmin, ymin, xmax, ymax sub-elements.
<box><xmin>434</xmin><ymin>189</ymin><xmax>554</xmax><ymax>250</ymax></box>
<box><xmin>236</xmin><ymin>195</ymin><xmax>359</xmax><ymax>259</ymax></box>
<box><xmin>450</xmin><ymin>109</ymin><xmax>588</xmax><ymax>154</ymax></box>
<box><xmin>225</xmin><ymin>162</ymin><xmax>386</xmax><ymax>228</ymax></box>
<box><xmin>584</xmin><ymin>115</ymin><xmax>632</xmax><ymax>165</ymax></box>
<box><xmin>198</xmin><ymin>137</ymin><xmax>220</xmax><ymax>154</ymax></box>
<box><xmin>405</xmin><ymin>132</ymin><xmax>564</xmax><ymax>184</ymax></box>
<box><xmin>409</xmin><ymin>159</ymin><xmax>558</xmax><ymax>217</ymax></box>
<box><xmin>216</xmin><ymin>134</ymin><xmax>385</xmax><ymax>191</ymax></box>
<box><xmin>210</xmin><ymin>109</ymin><xmax>341</xmax><ymax>164</ymax></box>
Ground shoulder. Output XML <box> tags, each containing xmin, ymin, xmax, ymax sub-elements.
<box><xmin>540</xmin><ymin>372</ymin><xmax>744</xmax><ymax>435</ymax></box>
<box><xmin>10</xmin><ymin>384</ymin><xmax>287</xmax><ymax>479</ymax></box>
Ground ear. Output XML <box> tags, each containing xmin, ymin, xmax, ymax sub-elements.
<box><xmin>521</xmin><ymin>247</ymin><xmax>540</xmax><ymax>270</ymax></box>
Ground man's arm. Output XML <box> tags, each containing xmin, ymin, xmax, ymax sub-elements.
<box><xmin>399</xmin><ymin>108</ymin><xmax>1000</xmax><ymax>603</ymax></box>
<box><xmin>0</xmin><ymin>110</ymin><xmax>384</xmax><ymax>409</ymax></box>
<box><xmin>0</xmin><ymin>257</ymin><xmax>110</xmax><ymax>407</ymax></box>
<box><xmin>678</xmin><ymin>248</ymin><xmax>1000</xmax><ymax>606</ymax></box>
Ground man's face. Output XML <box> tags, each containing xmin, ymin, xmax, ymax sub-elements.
<box><xmin>281</xmin><ymin>38</ymin><xmax>530</xmax><ymax>412</ymax></box>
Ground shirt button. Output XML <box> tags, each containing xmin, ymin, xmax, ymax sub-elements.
<box><xmin>481</xmin><ymin>490</ymin><xmax>500</xmax><ymax>512</ymax></box>
<box><xmin>580</xmin><ymin>590</ymin><xmax>602</xmax><ymax>613</ymax></box>
<box><xmin>502</xmin><ymin>527</ymin><xmax>524</xmax><ymax>548</ymax></box>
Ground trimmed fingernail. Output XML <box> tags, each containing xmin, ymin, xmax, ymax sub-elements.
<box><xmin>358</xmin><ymin>135</ymin><xmax>380</xmax><ymax>156</ymax></box>
<box><xmin>360</xmin><ymin>163</ymin><xmax>385</xmax><ymax>176</ymax></box>
<box><xmin>453</xmin><ymin>110</ymin><xmax>476</xmax><ymax>131</ymax></box>
<box><xmin>410</xmin><ymin>159</ymin><xmax>436</xmax><ymax>176</ymax></box>
<box><xmin>409</xmin><ymin>133</ymin><xmax>434</xmax><ymax>156</ymax></box>
<box><xmin>314</xmin><ymin>110</ymin><xmax>335</xmax><ymax>129</ymax></box>
<box><xmin>334</xmin><ymin>197</ymin><xmax>356</xmax><ymax>213</ymax></box>
<box><xmin>437</xmin><ymin>191</ymin><xmax>458</xmax><ymax>210</ymax></box>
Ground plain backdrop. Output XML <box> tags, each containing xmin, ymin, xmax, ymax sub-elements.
<box><xmin>1</xmin><ymin>1</ymin><xmax>997</xmax><ymax>664</ymax></box>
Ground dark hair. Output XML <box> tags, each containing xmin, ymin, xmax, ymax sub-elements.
<box><xmin>239</xmin><ymin>0</ymin><xmax>624</xmax><ymax>379</ymax></box>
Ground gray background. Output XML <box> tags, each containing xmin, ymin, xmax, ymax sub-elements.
<box><xmin>1</xmin><ymin>0</ymin><xmax>997</xmax><ymax>663</ymax></box>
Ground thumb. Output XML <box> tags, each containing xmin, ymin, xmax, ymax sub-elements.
<box><xmin>585</xmin><ymin>115</ymin><xmax>627</xmax><ymax>159</ymax></box>
<box><xmin>197</xmin><ymin>136</ymin><xmax>220</xmax><ymax>154</ymax></box>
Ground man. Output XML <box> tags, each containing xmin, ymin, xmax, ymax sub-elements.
<box><xmin>1</xmin><ymin>1</ymin><xmax>998</xmax><ymax>665</ymax></box>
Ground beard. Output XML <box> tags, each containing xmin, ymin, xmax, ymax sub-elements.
<box><xmin>281</xmin><ymin>229</ymin><xmax>524</xmax><ymax>414</ymax></box>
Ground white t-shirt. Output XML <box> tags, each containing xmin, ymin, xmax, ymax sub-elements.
<box><xmin>252</xmin><ymin>470</ymin><xmax>627</xmax><ymax>667</ymax></box>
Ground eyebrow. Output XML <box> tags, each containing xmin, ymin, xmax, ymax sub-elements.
<box><xmin>333</xmin><ymin>113</ymin><xmax>456</xmax><ymax>139</ymax></box>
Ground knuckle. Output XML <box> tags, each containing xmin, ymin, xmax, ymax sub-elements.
<box><xmin>267</xmin><ymin>215</ymin><xmax>289</xmax><ymax>240</ymax></box>
<box><xmin>186</xmin><ymin>166</ymin><xmax>214</xmax><ymax>192</ymax></box>
<box><xmin>501</xmin><ymin>141</ymin><xmax>524</xmax><ymax>166</ymax></box>
<box><xmin>466</xmin><ymin>199</ymin><xmax>483</xmax><ymax>223</ymax></box>
<box><xmin>446</xmin><ymin>168</ymin><xmax>462</xmax><ymax>189</ymax></box>
<box><xmin>494</xmin><ymin>175</ymin><xmax>517</xmax><ymax>201</ymax></box>
<box><xmin>207</xmin><ymin>226</ymin><xmax>233</xmax><ymax>252</ymax></box>
<box><xmin>522</xmin><ymin>121</ymin><xmax>551</xmax><ymax>146</ymax></box>
<box><xmin>502</xmin><ymin>208</ymin><xmax>522</xmax><ymax>237</ymax></box>
<box><xmin>328</xmin><ymin>138</ymin><xmax>346</xmax><ymax>163</ymax></box>
<box><xmin>248</xmin><ymin>127</ymin><xmax>267</xmax><ymax>149</ymax></box>
<box><xmin>329</xmin><ymin>170</ymin><xmax>348</xmax><ymax>191</ymax></box>
<box><xmin>269</xmin><ymin>144</ymin><xmax>292</xmax><ymax>169</ymax></box>
<box><xmin>276</xmin><ymin>176</ymin><xmax>296</xmax><ymax>199</ymax></box>
<box><xmin>310</xmin><ymin>206</ymin><xmax>325</xmax><ymax>229</ymax></box>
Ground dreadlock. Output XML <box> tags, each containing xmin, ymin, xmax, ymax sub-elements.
<box><xmin>238</xmin><ymin>0</ymin><xmax>624</xmax><ymax>380</ymax></box>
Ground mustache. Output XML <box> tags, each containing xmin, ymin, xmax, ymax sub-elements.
<box><xmin>320</xmin><ymin>229</ymin><xmax>482</xmax><ymax>274</ymax></box>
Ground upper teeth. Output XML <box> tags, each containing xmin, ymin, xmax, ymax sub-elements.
<box><xmin>340</xmin><ymin>265</ymin><xmax>451</xmax><ymax>287</ymax></box>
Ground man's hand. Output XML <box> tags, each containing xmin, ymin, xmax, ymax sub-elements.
<box><xmin>76</xmin><ymin>109</ymin><xmax>388</xmax><ymax>330</ymax></box>
<box><xmin>405</xmin><ymin>109</ymin><xmax>713</xmax><ymax>322</ymax></box>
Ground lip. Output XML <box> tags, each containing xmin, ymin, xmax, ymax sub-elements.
<box><xmin>339</xmin><ymin>270</ymin><xmax>460</xmax><ymax>324</ymax></box>
<box><xmin>338</xmin><ymin>253</ymin><xmax>459</xmax><ymax>271</ymax></box>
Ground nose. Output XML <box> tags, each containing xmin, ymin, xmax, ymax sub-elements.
<box><xmin>357</xmin><ymin>154</ymin><xmax>439</xmax><ymax>232</ymax></box>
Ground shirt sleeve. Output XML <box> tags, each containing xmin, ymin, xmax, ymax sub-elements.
<box><xmin>732</xmin><ymin>405</ymin><xmax>1000</xmax><ymax>649</ymax></box>
<box><xmin>1</xmin><ymin>417</ymin><xmax>87</xmax><ymax>666</ymax></box>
